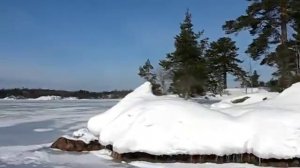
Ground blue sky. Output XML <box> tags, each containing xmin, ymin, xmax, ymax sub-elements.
<box><xmin>0</xmin><ymin>0</ymin><xmax>275</xmax><ymax>91</ymax></box>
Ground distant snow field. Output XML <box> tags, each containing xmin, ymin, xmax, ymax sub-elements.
<box><xmin>2</xmin><ymin>96</ymin><xmax>80</xmax><ymax>100</ymax></box>
<box><xmin>1</xmin><ymin>83</ymin><xmax>298</xmax><ymax>167</ymax></box>
<box><xmin>33</xmin><ymin>128</ymin><xmax>54</xmax><ymax>132</ymax></box>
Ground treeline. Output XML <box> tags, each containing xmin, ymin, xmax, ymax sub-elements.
<box><xmin>0</xmin><ymin>88</ymin><xmax>132</xmax><ymax>99</ymax></box>
<box><xmin>138</xmin><ymin>1</ymin><xmax>300</xmax><ymax>98</ymax></box>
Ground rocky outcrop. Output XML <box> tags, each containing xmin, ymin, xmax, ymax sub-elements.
<box><xmin>50</xmin><ymin>137</ymin><xmax>103</xmax><ymax>152</ymax></box>
<box><xmin>112</xmin><ymin>151</ymin><xmax>300</xmax><ymax>167</ymax></box>
<box><xmin>51</xmin><ymin>137</ymin><xmax>300</xmax><ymax>167</ymax></box>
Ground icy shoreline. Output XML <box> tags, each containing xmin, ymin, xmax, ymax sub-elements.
<box><xmin>51</xmin><ymin>129</ymin><xmax>300</xmax><ymax>167</ymax></box>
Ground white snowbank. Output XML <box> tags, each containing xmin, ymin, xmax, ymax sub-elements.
<box><xmin>3</xmin><ymin>96</ymin><xmax>17</xmax><ymax>100</ymax></box>
<box><xmin>62</xmin><ymin>97</ymin><xmax>78</xmax><ymax>100</ymax></box>
<box><xmin>211</xmin><ymin>92</ymin><xmax>278</xmax><ymax>109</ymax></box>
<box><xmin>33</xmin><ymin>128</ymin><xmax>54</xmax><ymax>132</ymax></box>
<box><xmin>32</xmin><ymin>96</ymin><xmax>62</xmax><ymax>101</ymax></box>
<box><xmin>88</xmin><ymin>82</ymin><xmax>300</xmax><ymax>159</ymax></box>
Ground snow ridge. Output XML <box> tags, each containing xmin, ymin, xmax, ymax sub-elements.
<box><xmin>88</xmin><ymin>82</ymin><xmax>300</xmax><ymax>159</ymax></box>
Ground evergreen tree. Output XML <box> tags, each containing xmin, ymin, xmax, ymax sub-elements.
<box><xmin>156</xmin><ymin>67</ymin><xmax>172</xmax><ymax>95</ymax></box>
<box><xmin>206</xmin><ymin>68</ymin><xmax>223</xmax><ymax>95</ymax></box>
<box><xmin>290</xmin><ymin>0</ymin><xmax>300</xmax><ymax>43</ymax></box>
<box><xmin>138</xmin><ymin>59</ymin><xmax>156</xmax><ymax>84</ymax></box>
<box><xmin>138</xmin><ymin>59</ymin><xmax>162</xmax><ymax>95</ymax></box>
<box><xmin>290</xmin><ymin>0</ymin><xmax>300</xmax><ymax>76</ymax></box>
<box><xmin>223</xmin><ymin>0</ymin><xmax>298</xmax><ymax>88</ymax></box>
<box><xmin>160</xmin><ymin>10</ymin><xmax>208</xmax><ymax>99</ymax></box>
<box><xmin>250</xmin><ymin>70</ymin><xmax>260</xmax><ymax>87</ymax></box>
<box><xmin>206</xmin><ymin>37</ymin><xmax>247</xmax><ymax>90</ymax></box>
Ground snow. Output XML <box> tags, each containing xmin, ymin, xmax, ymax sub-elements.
<box><xmin>33</xmin><ymin>96</ymin><xmax>62</xmax><ymax>100</ymax></box>
<box><xmin>90</xmin><ymin>149</ymin><xmax>113</xmax><ymax>160</ymax></box>
<box><xmin>62</xmin><ymin>97</ymin><xmax>78</xmax><ymax>100</ymax></box>
<box><xmin>34</xmin><ymin>128</ymin><xmax>54</xmax><ymax>132</ymax></box>
<box><xmin>0</xmin><ymin>143</ymin><xmax>51</xmax><ymax>165</ymax></box>
<box><xmin>88</xmin><ymin>82</ymin><xmax>300</xmax><ymax>159</ymax></box>
<box><xmin>3</xmin><ymin>96</ymin><xmax>17</xmax><ymax>100</ymax></box>
<box><xmin>129</xmin><ymin>161</ymin><xmax>264</xmax><ymax>168</ymax></box>
<box><xmin>0</xmin><ymin>99</ymin><xmax>142</xmax><ymax>168</ymax></box>
<box><xmin>0</xmin><ymin>96</ymin><xmax>287</xmax><ymax>167</ymax></box>
<box><xmin>2</xmin><ymin>96</ymin><xmax>80</xmax><ymax>101</ymax></box>
<box><xmin>0</xmin><ymin>143</ymin><xmax>127</xmax><ymax>168</ymax></box>
<box><xmin>211</xmin><ymin>92</ymin><xmax>278</xmax><ymax>109</ymax></box>
<box><xmin>62</xmin><ymin>128</ymin><xmax>98</xmax><ymax>144</ymax></box>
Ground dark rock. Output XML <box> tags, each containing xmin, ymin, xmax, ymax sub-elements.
<box><xmin>50</xmin><ymin>138</ymin><xmax>300</xmax><ymax>167</ymax></box>
<box><xmin>105</xmin><ymin>144</ymin><xmax>113</xmax><ymax>151</ymax></box>
<box><xmin>50</xmin><ymin>137</ymin><xmax>103</xmax><ymax>152</ymax></box>
<box><xmin>231</xmin><ymin>96</ymin><xmax>250</xmax><ymax>104</ymax></box>
<box><xmin>111</xmin><ymin>151</ymin><xmax>300</xmax><ymax>167</ymax></box>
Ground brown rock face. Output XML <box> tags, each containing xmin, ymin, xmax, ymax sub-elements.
<box><xmin>51</xmin><ymin>137</ymin><xmax>300</xmax><ymax>167</ymax></box>
<box><xmin>50</xmin><ymin>137</ymin><xmax>103</xmax><ymax>152</ymax></box>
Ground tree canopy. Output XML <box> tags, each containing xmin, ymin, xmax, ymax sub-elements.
<box><xmin>160</xmin><ymin>10</ymin><xmax>208</xmax><ymax>99</ymax></box>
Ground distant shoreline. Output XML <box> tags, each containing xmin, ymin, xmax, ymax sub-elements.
<box><xmin>0</xmin><ymin>88</ymin><xmax>132</xmax><ymax>99</ymax></box>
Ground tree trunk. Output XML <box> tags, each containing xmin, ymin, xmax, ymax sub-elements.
<box><xmin>223</xmin><ymin>71</ymin><xmax>227</xmax><ymax>89</ymax></box>
<box><xmin>280</xmin><ymin>0</ymin><xmax>288</xmax><ymax>45</ymax></box>
<box><xmin>184</xmin><ymin>90</ymin><xmax>189</xmax><ymax>100</ymax></box>
<box><xmin>279</xmin><ymin>0</ymin><xmax>290</xmax><ymax>87</ymax></box>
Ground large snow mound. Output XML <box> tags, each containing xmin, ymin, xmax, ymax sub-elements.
<box><xmin>88</xmin><ymin>82</ymin><xmax>300</xmax><ymax>159</ymax></box>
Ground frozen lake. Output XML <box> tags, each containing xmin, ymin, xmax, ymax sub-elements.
<box><xmin>0</xmin><ymin>99</ymin><xmax>136</xmax><ymax>168</ymax></box>
<box><xmin>0</xmin><ymin>100</ymin><xmax>262</xmax><ymax>168</ymax></box>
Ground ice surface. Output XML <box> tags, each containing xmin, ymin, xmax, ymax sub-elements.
<box><xmin>0</xmin><ymin>99</ymin><xmax>141</xmax><ymax>168</ymax></box>
<box><xmin>88</xmin><ymin>82</ymin><xmax>300</xmax><ymax>159</ymax></box>
<box><xmin>130</xmin><ymin>161</ymin><xmax>266</xmax><ymax>168</ymax></box>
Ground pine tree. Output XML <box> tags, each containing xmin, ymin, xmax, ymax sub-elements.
<box><xmin>206</xmin><ymin>37</ymin><xmax>247</xmax><ymax>90</ymax></box>
<box><xmin>138</xmin><ymin>59</ymin><xmax>162</xmax><ymax>95</ymax></box>
<box><xmin>160</xmin><ymin>10</ymin><xmax>208</xmax><ymax>99</ymax></box>
<box><xmin>290</xmin><ymin>0</ymin><xmax>300</xmax><ymax>43</ymax></box>
<box><xmin>290</xmin><ymin>0</ymin><xmax>300</xmax><ymax>76</ymax></box>
<box><xmin>138</xmin><ymin>59</ymin><xmax>156</xmax><ymax>84</ymax></box>
<box><xmin>223</xmin><ymin>0</ymin><xmax>297</xmax><ymax>88</ymax></box>
<box><xmin>250</xmin><ymin>70</ymin><xmax>260</xmax><ymax>87</ymax></box>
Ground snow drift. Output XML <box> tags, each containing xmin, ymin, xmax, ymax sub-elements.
<box><xmin>210</xmin><ymin>92</ymin><xmax>278</xmax><ymax>109</ymax></box>
<box><xmin>88</xmin><ymin>82</ymin><xmax>300</xmax><ymax>159</ymax></box>
<box><xmin>31</xmin><ymin>96</ymin><xmax>62</xmax><ymax>101</ymax></box>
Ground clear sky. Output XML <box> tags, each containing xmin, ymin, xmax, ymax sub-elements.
<box><xmin>0</xmin><ymin>0</ymin><xmax>275</xmax><ymax>91</ymax></box>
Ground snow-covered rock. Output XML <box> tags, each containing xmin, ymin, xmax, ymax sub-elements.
<box><xmin>71</xmin><ymin>128</ymin><xmax>98</xmax><ymax>144</ymax></box>
<box><xmin>87</xmin><ymin>82</ymin><xmax>300</xmax><ymax>159</ymax></box>
<box><xmin>51</xmin><ymin>128</ymin><xmax>101</xmax><ymax>152</ymax></box>
<box><xmin>50</xmin><ymin>137</ymin><xmax>102</xmax><ymax>152</ymax></box>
